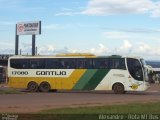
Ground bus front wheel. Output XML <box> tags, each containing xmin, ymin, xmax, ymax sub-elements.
<box><xmin>39</xmin><ymin>82</ymin><xmax>51</xmax><ymax>92</ymax></box>
<box><xmin>113</xmin><ymin>83</ymin><xmax>125</xmax><ymax>94</ymax></box>
<box><xmin>27</xmin><ymin>81</ymin><xmax>39</xmax><ymax>92</ymax></box>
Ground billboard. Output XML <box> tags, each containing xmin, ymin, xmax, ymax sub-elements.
<box><xmin>16</xmin><ymin>21</ymin><xmax>41</xmax><ymax>35</ymax></box>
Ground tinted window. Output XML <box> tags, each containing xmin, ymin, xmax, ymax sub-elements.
<box><xmin>10</xmin><ymin>59</ymin><xmax>29</xmax><ymax>69</ymax></box>
<box><xmin>45</xmin><ymin>59</ymin><xmax>62</xmax><ymax>69</ymax></box>
<box><xmin>93</xmin><ymin>58</ymin><xmax>109</xmax><ymax>69</ymax></box>
<box><xmin>110</xmin><ymin>58</ymin><xmax>126</xmax><ymax>69</ymax></box>
<box><xmin>127</xmin><ymin>58</ymin><xmax>143</xmax><ymax>81</ymax></box>
<box><xmin>76</xmin><ymin>59</ymin><xmax>93</xmax><ymax>69</ymax></box>
<box><xmin>60</xmin><ymin>59</ymin><xmax>75</xmax><ymax>69</ymax></box>
<box><xmin>29</xmin><ymin>59</ymin><xmax>45</xmax><ymax>69</ymax></box>
<box><xmin>0</xmin><ymin>68</ymin><xmax>3</xmax><ymax>73</ymax></box>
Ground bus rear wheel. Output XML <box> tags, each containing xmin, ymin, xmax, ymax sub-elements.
<box><xmin>39</xmin><ymin>82</ymin><xmax>51</xmax><ymax>92</ymax></box>
<box><xmin>27</xmin><ymin>81</ymin><xmax>39</xmax><ymax>92</ymax></box>
<box><xmin>113</xmin><ymin>83</ymin><xmax>125</xmax><ymax>94</ymax></box>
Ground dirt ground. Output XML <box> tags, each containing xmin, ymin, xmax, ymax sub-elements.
<box><xmin>0</xmin><ymin>84</ymin><xmax>159</xmax><ymax>113</ymax></box>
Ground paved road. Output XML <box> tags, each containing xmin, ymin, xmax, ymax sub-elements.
<box><xmin>0</xmin><ymin>84</ymin><xmax>160</xmax><ymax>113</ymax></box>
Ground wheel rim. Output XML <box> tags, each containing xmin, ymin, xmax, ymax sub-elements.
<box><xmin>42</xmin><ymin>84</ymin><xmax>49</xmax><ymax>90</ymax></box>
<box><xmin>40</xmin><ymin>82</ymin><xmax>50</xmax><ymax>92</ymax></box>
<box><xmin>114</xmin><ymin>84</ymin><xmax>124</xmax><ymax>94</ymax></box>
<box><xmin>117</xmin><ymin>85</ymin><xmax>123</xmax><ymax>92</ymax></box>
<box><xmin>30</xmin><ymin>84</ymin><xmax>36</xmax><ymax>90</ymax></box>
<box><xmin>28</xmin><ymin>82</ymin><xmax>38</xmax><ymax>92</ymax></box>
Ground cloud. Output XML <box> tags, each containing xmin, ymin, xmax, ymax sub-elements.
<box><xmin>121</xmin><ymin>28</ymin><xmax>160</xmax><ymax>34</ymax></box>
<box><xmin>102</xmin><ymin>31</ymin><xmax>129</xmax><ymax>39</ymax></box>
<box><xmin>55</xmin><ymin>12</ymin><xmax>78</xmax><ymax>16</ymax></box>
<box><xmin>43</xmin><ymin>24</ymin><xmax>71</xmax><ymax>30</ymax></box>
<box><xmin>38</xmin><ymin>45</ymin><xmax>55</xmax><ymax>54</ymax></box>
<box><xmin>0</xmin><ymin>42</ymin><xmax>14</xmax><ymax>48</ymax></box>
<box><xmin>90</xmin><ymin>43</ymin><xmax>109</xmax><ymax>55</ymax></box>
<box><xmin>43</xmin><ymin>24</ymin><xmax>63</xmax><ymax>30</ymax></box>
<box><xmin>1</xmin><ymin>41</ymin><xmax>160</xmax><ymax>60</ymax></box>
<box><xmin>54</xmin><ymin>7</ymin><xmax>80</xmax><ymax>16</ymax></box>
<box><xmin>151</xmin><ymin>2</ymin><xmax>160</xmax><ymax>18</ymax></box>
<box><xmin>135</xmin><ymin>42</ymin><xmax>151</xmax><ymax>53</ymax></box>
<box><xmin>82</xmin><ymin>0</ymin><xmax>160</xmax><ymax>17</ymax></box>
<box><xmin>102</xmin><ymin>29</ymin><xmax>160</xmax><ymax>43</ymax></box>
<box><xmin>0</xmin><ymin>42</ymin><xmax>14</xmax><ymax>54</ymax></box>
<box><xmin>101</xmin><ymin>28</ymin><xmax>160</xmax><ymax>34</ymax></box>
<box><xmin>120</xmin><ymin>40</ymin><xmax>132</xmax><ymax>50</ymax></box>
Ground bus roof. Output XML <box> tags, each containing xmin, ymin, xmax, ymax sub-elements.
<box><xmin>9</xmin><ymin>54</ymin><xmax>143</xmax><ymax>60</ymax></box>
<box><xmin>56</xmin><ymin>53</ymin><xmax>96</xmax><ymax>57</ymax></box>
<box><xmin>8</xmin><ymin>53</ymin><xmax>95</xmax><ymax>59</ymax></box>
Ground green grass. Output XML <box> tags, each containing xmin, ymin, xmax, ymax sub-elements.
<box><xmin>0</xmin><ymin>88</ymin><xmax>22</xmax><ymax>94</ymax></box>
<box><xmin>1</xmin><ymin>102</ymin><xmax>160</xmax><ymax>120</ymax></box>
<box><xmin>33</xmin><ymin>102</ymin><xmax>160</xmax><ymax>120</ymax></box>
<box><xmin>40</xmin><ymin>102</ymin><xmax>160</xmax><ymax>114</ymax></box>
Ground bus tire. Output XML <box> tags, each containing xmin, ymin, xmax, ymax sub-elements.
<box><xmin>27</xmin><ymin>81</ymin><xmax>39</xmax><ymax>92</ymax></box>
<box><xmin>39</xmin><ymin>82</ymin><xmax>51</xmax><ymax>92</ymax></box>
<box><xmin>113</xmin><ymin>83</ymin><xmax>125</xmax><ymax>94</ymax></box>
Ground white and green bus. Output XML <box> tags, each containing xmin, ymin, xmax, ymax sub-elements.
<box><xmin>8</xmin><ymin>54</ymin><xmax>150</xmax><ymax>93</ymax></box>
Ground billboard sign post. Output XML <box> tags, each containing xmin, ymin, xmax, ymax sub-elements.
<box><xmin>15</xmin><ymin>21</ymin><xmax>41</xmax><ymax>56</ymax></box>
<box><xmin>16</xmin><ymin>21</ymin><xmax>41</xmax><ymax>35</ymax></box>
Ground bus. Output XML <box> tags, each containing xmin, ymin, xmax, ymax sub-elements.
<box><xmin>7</xmin><ymin>54</ymin><xmax>150</xmax><ymax>94</ymax></box>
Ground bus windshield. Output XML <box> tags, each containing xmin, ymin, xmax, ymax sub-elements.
<box><xmin>127</xmin><ymin>58</ymin><xmax>143</xmax><ymax>81</ymax></box>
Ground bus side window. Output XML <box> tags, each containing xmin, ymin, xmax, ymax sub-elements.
<box><xmin>61</xmin><ymin>59</ymin><xmax>75</xmax><ymax>69</ymax></box>
<box><xmin>22</xmin><ymin>63</ymin><xmax>27</xmax><ymax>69</ymax></box>
<box><xmin>93</xmin><ymin>58</ymin><xmax>109</xmax><ymax>69</ymax></box>
<box><xmin>45</xmin><ymin>59</ymin><xmax>61</xmax><ymax>69</ymax></box>
<box><xmin>110</xmin><ymin>58</ymin><xmax>126</xmax><ymax>69</ymax></box>
<box><xmin>29</xmin><ymin>59</ymin><xmax>45</xmax><ymax>69</ymax></box>
<box><xmin>10</xmin><ymin>59</ymin><xmax>17</xmax><ymax>68</ymax></box>
<box><xmin>85</xmin><ymin>59</ymin><xmax>93</xmax><ymax>69</ymax></box>
<box><xmin>76</xmin><ymin>59</ymin><xmax>85</xmax><ymax>69</ymax></box>
<box><xmin>10</xmin><ymin>59</ymin><xmax>29</xmax><ymax>69</ymax></box>
<box><xmin>76</xmin><ymin>59</ymin><xmax>93</xmax><ymax>69</ymax></box>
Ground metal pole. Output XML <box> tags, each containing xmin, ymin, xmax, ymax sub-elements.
<box><xmin>15</xmin><ymin>35</ymin><xmax>19</xmax><ymax>55</ymax></box>
<box><xmin>20</xmin><ymin>49</ymin><xmax>22</xmax><ymax>55</ymax></box>
<box><xmin>32</xmin><ymin>35</ymin><xmax>36</xmax><ymax>56</ymax></box>
<box><xmin>15</xmin><ymin>24</ymin><xmax>19</xmax><ymax>55</ymax></box>
<box><xmin>35</xmin><ymin>46</ymin><xmax>37</xmax><ymax>55</ymax></box>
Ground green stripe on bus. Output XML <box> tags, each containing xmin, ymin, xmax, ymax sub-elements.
<box><xmin>83</xmin><ymin>69</ymin><xmax>110</xmax><ymax>90</ymax></box>
<box><xmin>73</xmin><ymin>69</ymin><xmax>98</xmax><ymax>90</ymax></box>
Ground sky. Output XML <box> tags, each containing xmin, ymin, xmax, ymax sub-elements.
<box><xmin>0</xmin><ymin>0</ymin><xmax>160</xmax><ymax>60</ymax></box>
